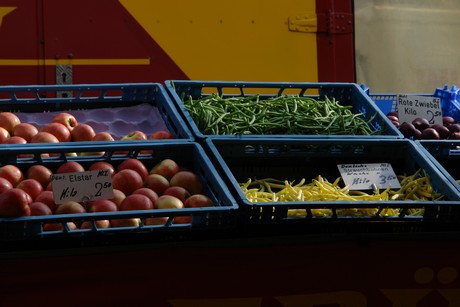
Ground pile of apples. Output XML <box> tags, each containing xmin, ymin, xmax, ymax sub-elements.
<box><xmin>0</xmin><ymin>157</ymin><xmax>214</xmax><ymax>230</ymax></box>
<box><xmin>386</xmin><ymin>112</ymin><xmax>460</xmax><ymax>140</ymax></box>
<box><xmin>0</xmin><ymin>111</ymin><xmax>174</xmax><ymax>146</ymax></box>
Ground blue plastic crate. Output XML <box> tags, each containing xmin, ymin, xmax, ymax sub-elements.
<box><xmin>0</xmin><ymin>83</ymin><xmax>193</xmax><ymax>141</ymax></box>
<box><xmin>363</xmin><ymin>84</ymin><xmax>460</xmax><ymax>121</ymax></box>
<box><xmin>0</xmin><ymin>141</ymin><xmax>238</xmax><ymax>241</ymax></box>
<box><xmin>165</xmin><ymin>80</ymin><xmax>403</xmax><ymax>140</ymax></box>
<box><xmin>417</xmin><ymin>140</ymin><xmax>460</xmax><ymax>196</ymax></box>
<box><xmin>204</xmin><ymin>137</ymin><xmax>460</xmax><ymax>230</ymax></box>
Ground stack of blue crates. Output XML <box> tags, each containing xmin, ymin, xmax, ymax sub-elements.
<box><xmin>0</xmin><ymin>83</ymin><xmax>238</xmax><ymax>243</ymax></box>
<box><xmin>164</xmin><ymin>80</ymin><xmax>460</xmax><ymax>233</ymax></box>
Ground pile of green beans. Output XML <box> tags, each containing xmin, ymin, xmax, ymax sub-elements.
<box><xmin>183</xmin><ymin>94</ymin><xmax>380</xmax><ymax>135</ymax></box>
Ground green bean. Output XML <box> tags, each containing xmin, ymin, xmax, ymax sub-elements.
<box><xmin>183</xmin><ymin>93</ymin><xmax>381</xmax><ymax>136</ymax></box>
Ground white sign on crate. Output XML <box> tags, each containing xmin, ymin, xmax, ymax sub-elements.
<box><xmin>337</xmin><ymin>163</ymin><xmax>401</xmax><ymax>190</ymax></box>
<box><xmin>51</xmin><ymin>169</ymin><xmax>114</xmax><ymax>204</ymax></box>
<box><xmin>397</xmin><ymin>94</ymin><xmax>442</xmax><ymax>125</ymax></box>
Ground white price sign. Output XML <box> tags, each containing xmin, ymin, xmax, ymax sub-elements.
<box><xmin>51</xmin><ymin>169</ymin><xmax>114</xmax><ymax>204</ymax></box>
<box><xmin>397</xmin><ymin>95</ymin><xmax>442</xmax><ymax>125</ymax></box>
<box><xmin>337</xmin><ymin>163</ymin><xmax>401</xmax><ymax>190</ymax></box>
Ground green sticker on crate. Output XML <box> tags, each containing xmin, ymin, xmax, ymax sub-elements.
<box><xmin>51</xmin><ymin>169</ymin><xmax>114</xmax><ymax>204</ymax></box>
<box><xmin>337</xmin><ymin>163</ymin><xmax>401</xmax><ymax>190</ymax></box>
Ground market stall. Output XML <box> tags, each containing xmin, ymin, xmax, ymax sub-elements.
<box><xmin>0</xmin><ymin>80</ymin><xmax>459</xmax><ymax>306</ymax></box>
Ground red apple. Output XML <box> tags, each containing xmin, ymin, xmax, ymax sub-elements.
<box><xmin>121</xmin><ymin>130</ymin><xmax>147</xmax><ymax>141</ymax></box>
<box><xmin>145</xmin><ymin>217</ymin><xmax>169</xmax><ymax>225</ymax></box>
<box><xmin>112</xmin><ymin>169</ymin><xmax>143</xmax><ymax>195</ymax></box>
<box><xmin>4</xmin><ymin>135</ymin><xmax>32</xmax><ymax>158</ymax></box>
<box><xmin>169</xmin><ymin>171</ymin><xmax>203</xmax><ymax>195</ymax></box>
<box><xmin>40</xmin><ymin>122</ymin><xmax>71</xmax><ymax>142</ymax></box>
<box><xmin>117</xmin><ymin>158</ymin><xmax>149</xmax><ymax>180</ymax></box>
<box><xmin>13</xmin><ymin>123</ymin><xmax>38</xmax><ymax>143</ymax></box>
<box><xmin>113</xmin><ymin>150</ymin><xmax>129</xmax><ymax>155</ymax></box>
<box><xmin>56</xmin><ymin>161</ymin><xmax>85</xmax><ymax>174</ymax></box>
<box><xmin>43</xmin><ymin>222</ymin><xmax>77</xmax><ymax>232</ymax></box>
<box><xmin>93</xmin><ymin>131</ymin><xmax>115</xmax><ymax>142</ymax></box>
<box><xmin>150</xmin><ymin>158</ymin><xmax>180</xmax><ymax>181</ymax></box>
<box><xmin>0</xmin><ymin>127</ymin><xmax>10</xmax><ymax>143</ymax></box>
<box><xmin>162</xmin><ymin>186</ymin><xmax>191</xmax><ymax>203</ymax></box>
<box><xmin>4</xmin><ymin>136</ymin><xmax>27</xmax><ymax>144</ymax></box>
<box><xmin>16</xmin><ymin>178</ymin><xmax>43</xmax><ymax>201</ymax></box>
<box><xmin>4</xmin><ymin>136</ymin><xmax>31</xmax><ymax>158</ymax></box>
<box><xmin>173</xmin><ymin>215</ymin><xmax>192</xmax><ymax>224</ymax></box>
<box><xmin>71</xmin><ymin>123</ymin><xmax>96</xmax><ymax>142</ymax></box>
<box><xmin>0</xmin><ymin>164</ymin><xmax>24</xmax><ymax>187</ymax></box>
<box><xmin>132</xmin><ymin>187</ymin><xmax>159</xmax><ymax>206</ymax></box>
<box><xmin>184</xmin><ymin>194</ymin><xmax>213</xmax><ymax>208</ymax></box>
<box><xmin>149</xmin><ymin>130</ymin><xmax>174</xmax><ymax>140</ymax></box>
<box><xmin>35</xmin><ymin>190</ymin><xmax>57</xmax><ymax>213</ymax></box>
<box><xmin>0</xmin><ymin>177</ymin><xmax>13</xmax><ymax>194</ymax></box>
<box><xmin>0</xmin><ymin>188</ymin><xmax>31</xmax><ymax>217</ymax></box>
<box><xmin>139</xmin><ymin>148</ymin><xmax>154</xmax><ymax>155</ymax></box>
<box><xmin>88</xmin><ymin>161</ymin><xmax>116</xmax><ymax>177</ymax></box>
<box><xmin>29</xmin><ymin>201</ymin><xmax>53</xmax><ymax>216</ymax></box>
<box><xmin>110</xmin><ymin>218</ymin><xmax>140</xmax><ymax>228</ymax></box>
<box><xmin>30</xmin><ymin>131</ymin><xmax>60</xmax><ymax>144</ymax></box>
<box><xmin>88</xmin><ymin>198</ymin><xmax>118</xmax><ymax>213</ymax></box>
<box><xmin>154</xmin><ymin>195</ymin><xmax>184</xmax><ymax>209</ymax></box>
<box><xmin>80</xmin><ymin>220</ymin><xmax>111</xmax><ymax>229</ymax></box>
<box><xmin>24</xmin><ymin>192</ymin><xmax>33</xmax><ymax>205</ymax></box>
<box><xmin>55</xmin><ymin>200</ymin><xmax>86</xmax><ymax>214</ymax></box>
<box><xmin>143</xmin><ymin>173</ymin><xmax>170</xmax><ymax>195</ymax></box>
<box><xmin>154</xmin><ymin>194</ymin><xmax>184</xmax><ymax>224</ymax></box>
<box><xmin>79</xmin><ymin>150</ymin><xmax>105</xmax><ymax>157</ymax></box>
<box><xmin>120</xmin><ymin>194</ymin><xmax>154</xmax><ymax>211</ymax></box>
<box><xmin>82</xmin><ymin>131</ymin><xmax>116</xmax><ymax>155</ymax></box>
<box><xmin>51</xmin><ymin>112</ymin><xmax>78</xmax><ymax>131</ymax></box>
<box><xmin>26</xmin><ymin>164</ymin><xmax>53</xmax><ymax>189</ymax></box>
<box><xmin>110</xmin><ymin>189</ymin><xmax>126</xmax><ymax>207</ymax></box>
<box><xmin>0</xmin><ymin>112</ymin><xmax>21</xmax><ymax>134</ymax></box>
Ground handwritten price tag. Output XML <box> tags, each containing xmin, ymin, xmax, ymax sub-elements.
<box><xmin>397</xmin><ymin>95</ymin><xmax>442</xmax><ymax>125</ymax></box>
<box><xmin>51</xmin><ymin>169</ymin><xmax>114</xmax><ymax>204</ymax></box>
<box><xmin>337</xmin><ymin>163</ymin><xmax>401</xmax><ymax>190</ymax></box>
